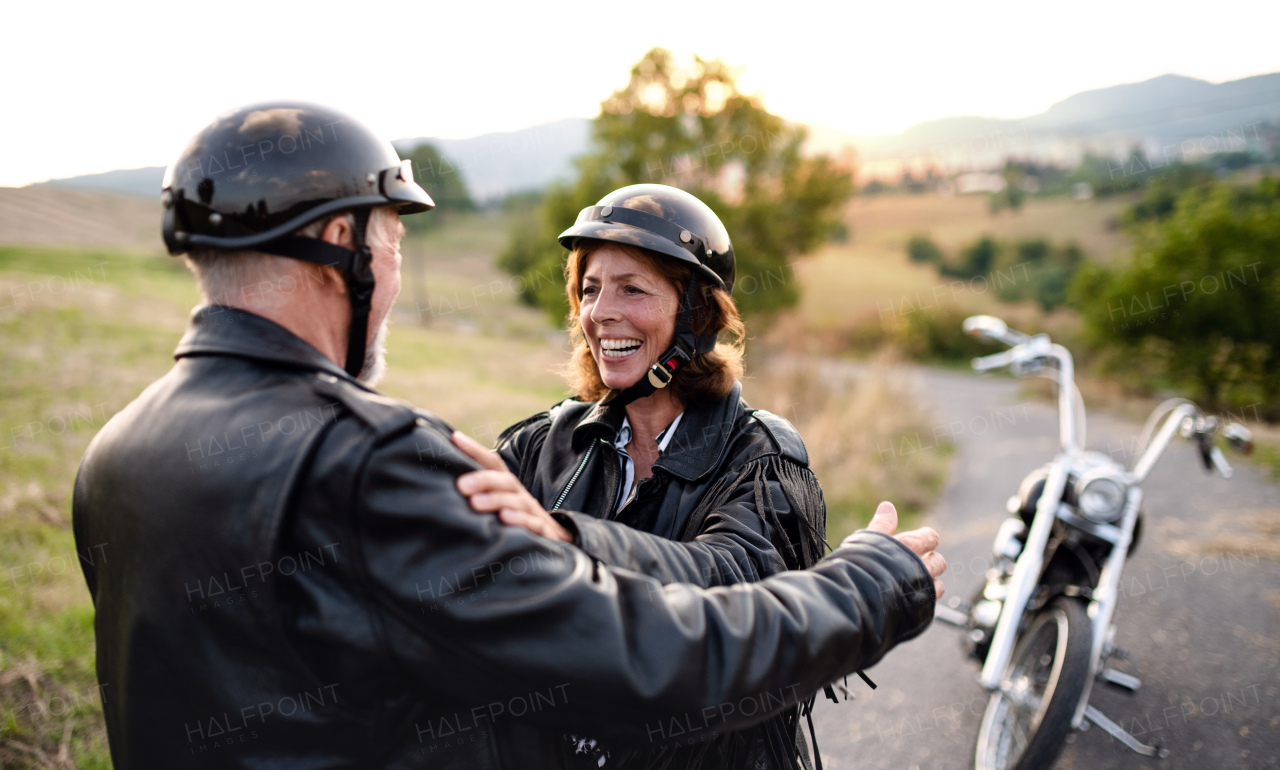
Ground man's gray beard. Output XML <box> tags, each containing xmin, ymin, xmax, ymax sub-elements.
<box><xmin>358</xmin><ymin>317</ymin><xmax>390</xmax><ymax>386</ymax></box>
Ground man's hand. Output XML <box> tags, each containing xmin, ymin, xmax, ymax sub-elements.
<box><xmin>451</xmin><ymin>431</ymin><xmax>573</xmax><ymax>543</ymax></box>
<box><xmin>851</xmin><ymin>501</ymin><xmax>946</xmax><ymax>598</ymax></box>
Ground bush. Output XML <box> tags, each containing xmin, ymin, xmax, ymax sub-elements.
<box><xmin>1072</xmin><ymin>178</ymin><xmax>1280</xmax><ymax>413</ymax></box>
<box><xmin>941</xmin><ymin>236</ymin><xmax>998</xmax><ymax>279</ymax></box>
<box><xmin>893</xmin><ymin>305</ymin><xmax>992</xmax><ymax>362</ymax></box>
<box><xmin>906</xmin><ymin>234</ymin><xmax>943</xmax><ymax>264</ymax></box>
<box><xmin>995</xmin><ymin>239</ymin><xmax>1084</xmax><ymax>311</ymax></box>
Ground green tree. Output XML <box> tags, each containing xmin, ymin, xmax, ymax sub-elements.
<box><xmin>400</xmin><ymin>143</ymin><xmax>473</xmax><ymax>233</ymax></box>
<box><xmin>1073</xmin><ymin>178</ymin><xmax>1280</xmax><ymax>411</ymax></box>
<box><xmin>498</xmin><ymin>47</ymin><xmax>855</xmax><ymax>323</ymax></box>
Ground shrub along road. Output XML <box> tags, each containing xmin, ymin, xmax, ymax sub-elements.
<box><xmin>812</xmin><ymin>365</ymin><xmax>1280</xmax><ymax>770</ymax></box>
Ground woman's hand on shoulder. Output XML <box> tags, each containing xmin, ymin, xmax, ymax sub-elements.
<box><xmin>451</xmin><ymin>431</ymin><xmax>573</xmax><ymax>543</ymax></box>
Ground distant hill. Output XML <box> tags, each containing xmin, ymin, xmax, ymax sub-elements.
<box><xmin>31</xmin><ymin>71</ymin><xmax>1280</xmax><ymax>198</ymax></box>
<box><xmin>33</xmin><ymin>166</ymin><xmax>166</xmax><ymax>200</ymax></box>
<box><xmin>811</xmin><ymin>72</ymin><xmax>1280</xmax><ymax>162</ymax></box>
<box><xmin>394</xmin><ymin>118</ymin><xmax>591</xmax><ymax>202</ymax></box>
<box><xmin>1023</xmin><ymin>72</ymin><xmax>1280</xmax><ymax>137</ymax></box>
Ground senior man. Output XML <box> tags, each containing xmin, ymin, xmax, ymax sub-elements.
<box><xmin>73</xmin><ymin>102</ymin><xmax>946</xmax><ymax>769</ymax></box>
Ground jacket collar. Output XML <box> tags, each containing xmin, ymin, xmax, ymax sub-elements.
<box><xmin>571</xmin><ymin>381</ymin><xmax>745</xmax><ymax>482</ymax></box>
<box><xmin>173</xmin><ymin>305</ymin><xmax>353</xmax><ymax>381</ymax></box>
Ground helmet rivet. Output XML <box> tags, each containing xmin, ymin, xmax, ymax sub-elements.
<box><xmin>601</xmin><ymin>205</ymin><xmax>613</xmax><ymax>217</ymax></box>
<box><xmin>680</xmin><ymin>230</ymin><xmax>693</xmax><ymax>243</ymax></box>
<box><xmin>208</xmin><ymin>213</ymin><xmax>223</xmax><ymax>226</ymax></box>
<box><xmin>175</xmin><ymin>231</ymin><xmax>189</xmax><ymax>242</ymax></box>
<box><xmin>161</xmin><ymin>190</ymin><xmax>173</xmax><ymax>208</ymax></box>
<box><xmin>366</xmin><ymin>173</ymin><xmax>377</xmax><ymax>185</ymax></box>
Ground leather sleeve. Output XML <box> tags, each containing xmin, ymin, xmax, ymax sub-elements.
<box><xmin>494</xmin><ymin>412</ymin><xmax>552</xmax><ymax>487</ymax></box>
<box><xmin>353</xmin><ymin>424</ymin><xmax>935</xmax><ymax>742</ymax></box>
<box><xmin>552</xmin><ymin>465</ymin><xmax>791</xmax><ymax>587</ymax></box>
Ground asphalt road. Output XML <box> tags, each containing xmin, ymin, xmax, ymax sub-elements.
<box><xmin>810</xmin><ymin>365</ymin><xmax>1280</xmax><ymax>770</ymax></box>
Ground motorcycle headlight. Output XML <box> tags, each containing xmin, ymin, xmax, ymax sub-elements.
<box><xmin>1075</xmin><ymin>470</ymin><xmax>1128</xmax><ymax>523</ymax></box>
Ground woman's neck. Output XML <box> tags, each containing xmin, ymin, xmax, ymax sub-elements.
<box><xmin>622</xmin><ymin>389</ymin><xmax>683</xmax><ymax>484</ymax></box>
<box><xmin>624</xmin><ymin>389</ymin><xmax>683</xmax><ymax>443</ymax></box>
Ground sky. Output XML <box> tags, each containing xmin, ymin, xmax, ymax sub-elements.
<box><xmin>2</xmin><ymin>0</ymin><xmax>1278</xmax><ymax>187</ymax></box>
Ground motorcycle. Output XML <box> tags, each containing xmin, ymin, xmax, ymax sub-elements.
<box><xmin>933</xmin><ymin>315</ymin><xmax>1254</xmax><ymax>770</ymax></box>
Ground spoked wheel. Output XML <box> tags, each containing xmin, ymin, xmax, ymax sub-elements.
<box><xmin>974</xmin><ymin>597</ymin><xmax>1092</xmax><ymax>770</ymax></box>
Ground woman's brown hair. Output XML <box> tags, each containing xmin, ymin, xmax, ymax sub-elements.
<box><xmin>563</xmin><ymin>239</ymin><xmax>745</xmax><ymax>406</ymax></box>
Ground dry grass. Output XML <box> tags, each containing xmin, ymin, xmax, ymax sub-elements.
<box><xmin>743</xmin><ymin>354</ymin><xmax>950</xmax><ymax>541</ymax></box>
<box><xmin>0</xmin><ymin>188</ymin><xmax>161</xmax><ymax>254</ymax></box>
<box><xmin>762</xmin><ymin>192</ymin><xmax>1135</xmax><ymax>352</ymax></box>
<box><xmin>840</xmin><ymin>194</ymin><xmax>1133</xmax><ymax>262</ymax></box>
<box><xmin>0</xmin><ymin>652</ymin><xmax>104</xmax><ymax>769</ymax></box>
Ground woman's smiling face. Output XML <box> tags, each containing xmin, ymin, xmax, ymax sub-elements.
<box><xmin>580</xmin><ymin>244</ymin><xmax>680</xmax><ymax>391</ymax></box>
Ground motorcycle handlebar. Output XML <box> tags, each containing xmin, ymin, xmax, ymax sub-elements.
<box><xmin>971</xmin><ymin>350</ymin><xmax>1015</xmax><ymax>372</ymax></box>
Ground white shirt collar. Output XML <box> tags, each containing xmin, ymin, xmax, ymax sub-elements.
<box><xmin>614</xmin><ymin>413</ymin><xmax>684</xmax><ymax>454</ymax></box>
<box><xmin>612</xmin><ymin>412</ymin><xmax>683</xmax><ymax>513</ymax></box>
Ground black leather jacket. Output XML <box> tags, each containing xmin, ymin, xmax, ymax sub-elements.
<box><xmin>496</xmin><ymin>390</ymin><xmax>834</xmax><ymax>769</ymax></box>
<box><xmin>496</xmin><ymin>385</ymin><xmax>828</xmax><ymax>585</ymax></box>
<box><xmin>73</xmin><ymin>306</ymin><xmax>936</xmax><ymax>769</ymax></box>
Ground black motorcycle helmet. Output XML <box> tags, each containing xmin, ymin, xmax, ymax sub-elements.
<box><xmin>558</xmin><ymin>184</ymin><xmax>735</xmax><ymax>406</ymax></box>
<box><xmin>558</xmin><ymin>183</ymin><xmax>734</xmax><ymax>292</ymax></box>
<box><xmin>161</xmin><ymin>102</ymin><xmax>435</xmax><ymax>377</ymax></box>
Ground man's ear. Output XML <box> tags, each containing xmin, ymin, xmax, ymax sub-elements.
<box><xmin>320</xmin><ymin>214</ymin><xmax>356</xmax><ymax>249</ymax></box>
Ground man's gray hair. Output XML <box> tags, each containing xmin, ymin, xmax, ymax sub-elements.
<box><xmin>183</xmin><ymin>215</ymin><xmax>350</xmax><ymax>306</ymax></box>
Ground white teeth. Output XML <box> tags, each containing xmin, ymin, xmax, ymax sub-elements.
<box><xmin>600</xmin><ymin>339</ymin><xmax>642</xmax><ymax>358</ymax></box>
<box><xmin>600</xmin><ymin>339</ymin><xmax>642</xmax><ymax>350</ymax></box>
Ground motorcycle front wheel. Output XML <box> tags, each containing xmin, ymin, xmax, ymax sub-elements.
<box><xmin>973</xmin><ymin>596</ymin><xmax>1092</xmax><ymax>770</ymax></box>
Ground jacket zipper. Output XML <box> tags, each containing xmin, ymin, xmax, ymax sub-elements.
<box><xmin>552</xmin><ymin>442</ymin><xmax>595</xmax><ymax>510</ymax></box>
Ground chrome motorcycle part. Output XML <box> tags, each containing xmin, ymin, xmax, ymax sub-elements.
<box><xmin>973</xmin><ymin>599</ymin><xmax>1003</xmax><ymax>628</ymax></box>
<box><xmin>1074</xmin><ymin>468</ymin><xmax>1128</xmax><ymax>523</ymax></box>
<box><xmin>979</xmin><ymin>460</ymin><xmax>1069</xmax><ymax>690</ymax></box>
<box><xmin>1100</xmin><ymin>668</ymin><xmax>1141</xmax><ymax>692</ymax></box>
<box><xmin>982</xmin><ymin>584</ymin><xmax>1008</xmax><ymax>602</ymax></box>
<box><xmin>1073</xmin><ymin>487</ymin><xmax>1143</xmax><ymax>731</ymax></box>
<box><xmin>934</xmin><ymin>604</ymin><xmax>973</xmax><ymax>628</ymax></box>
<box><xmin>964</xmin><ymin>315</ymin><xmax>1029</xmax><ymax>346</ymax></box>
<box><xmin>1223</xmin><ymin>422</ymin><xmax>1254</xmax><ymax>453</ymax></box>
<box><xmin>993</xmin><ymin>518</ymin><xmax>1027</xmax><ymax>561</ymax></box>
<box><xmin>1083</xmin><ymin>705</ymin><xmax>1166</xmax><ymax>757</ymax></box>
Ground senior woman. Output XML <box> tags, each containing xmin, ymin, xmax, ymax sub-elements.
<box><xmin>451</xmin><ymin>185</ymin><xmax>881</xmax><ymax>769</ymax></box>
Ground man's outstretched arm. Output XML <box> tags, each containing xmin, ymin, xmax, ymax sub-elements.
<box><xmin>354</xmin><ymin>424</ymin><xmax>944</xmax><ymax>744</ymax></box>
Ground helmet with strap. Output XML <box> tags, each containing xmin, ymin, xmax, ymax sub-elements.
<box><xmin>161</xmin><ymin>102</ymin><xmax>435</xmax><ymax>377</ymax></box>
<box><xmin>558</xmin><ymin>184</ymin><xmax>734</xmax><ymax>407</ymax></box>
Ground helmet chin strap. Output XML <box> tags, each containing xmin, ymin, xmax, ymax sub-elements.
<box><xmin>343</xmin><ymin>210</ymin><xmax>375</xmax><ymax>378</ymax></box>
<box><xmin>602</xmin><ymin>277</ymin><xmax>717</xmax><ymax>410</ymax></box>
<box><xmin>255</xmin><ymin>209</ymin><xmax>375</xmax><ymax>379</ymax></box>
